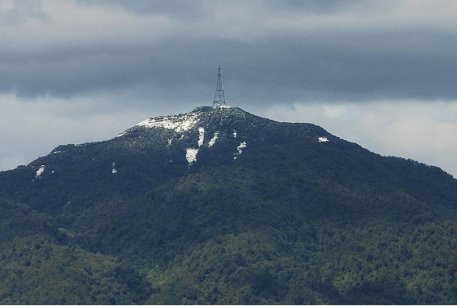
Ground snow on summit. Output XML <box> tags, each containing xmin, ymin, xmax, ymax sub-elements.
<box><xmin>137</xmin><ymin>112</ymin><xmax>199</xmax><ymax>133</ymax></box>
<box><xmin>208</xmin><ymin>132</ymin><xmax>219</xmax><ymax>147</ymax></box>
<box><xmin>237</xmin><ymin>141</ymin><xmax>247</xmax><ymax>154</ymax></box>
<box><xmin>234</xmin><ymin>141</ymin><xmax>247</xmax><ymax>160</ymax></box>
<box><xmin>198</xmin><ymin>127</ymin><xmax>205</xmax><ymax>147</ymax></box>
<box><xmin>35</xmin><ymin>165</ymin><xmax>45</xmax><ymax>178</ymax></box>
<box><xmin>186</xmin><ymin>148</ymin><xmax>199</xmax><ymax>165</ymax></box>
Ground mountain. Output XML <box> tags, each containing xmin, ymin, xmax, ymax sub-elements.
<box><xmin>1</xmin><ymin>106</ymin><xmax>457</xmax><ymax>304</ymax></box>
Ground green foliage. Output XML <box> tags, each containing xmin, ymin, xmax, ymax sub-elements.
<box><xmin>1</xmin><ymin>107</ymin><xmax>457</xmax><ymax>304</ymax></box>
<box><xmin>0</xmin><ymin>234</ymin><xmax>152</xmax><ymax>304</ymax></box>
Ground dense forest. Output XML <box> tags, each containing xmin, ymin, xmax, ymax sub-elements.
<box><xmin>0</xmin><ymin>107</ymin><xmax>456</xmax><ymax>304</ymax></box>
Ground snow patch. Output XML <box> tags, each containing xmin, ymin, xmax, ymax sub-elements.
<box><xmin>318</xmin><ymin>137</ymin><xmax>329</xmax><ymax>143</ymax></box>
<box><xmin>186</xmin><ymin>148</ymin><xmax>199</xmax><ymax>165</ymax></box>
<box><xmin>198</xmin><ymin>127</ymin><xmax>205</xmax><ymax>147</ymax></box>
<box><xmin>35</xmin><ymin>165</ymin><xmax>45</xmax><ymax>178</ymax></box>
<box><xmin>208</xmin><ymin>132</ymin><xmax>219</xmax><ymax>147</ymax></box>
<box><xmin>137</xmin><ymin>113</ymin><xmax>199</xmax><ymax>133</ymax></box>
<box><xmin>112</xmin><ymin>162</ymin><xmax>118</xmax><ymax>174</ymax></box>
<box><xmin>213</xmin><ymin>104</ymin><xmax>233</xmax><ymax>109</ymax></box>
<box><xmin>234</xmin><ymin>141</ymin><xmax>247</xmax><ymax>159</ymax></box>
<box><xmin>237</xmin><ymin>141</ymin><xmax>247</xmax><ymax>154</ymax></box>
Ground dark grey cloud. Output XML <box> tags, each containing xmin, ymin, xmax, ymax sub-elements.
<box><xmin>84</xmin><ymin>0</ymin><xmax>362</xmax><ymax>17</ymax></box>
<box><xmin>265</xmin><ymin>0</ymin><xmax>362</xmax><ymax>13</ymax></box>
<box><xmin>2</xmin><ymin>31</ymin><xmax>457</xmax><ymax>104</ymax></box>
<box><xmin>77</xmin><ymin>0</ymin><xmax>204</xmax><ymax>18</ymax></box>
<box><xmin>1</xmin><ymin>0</ymin><xmax>457</xmax><ymax>107</ymax></box>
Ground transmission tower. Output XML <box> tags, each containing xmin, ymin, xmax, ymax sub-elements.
<box><xmin>213</xmin><ymin>66</ymin><xmax>226</xmax><ymax>107</ymax></box>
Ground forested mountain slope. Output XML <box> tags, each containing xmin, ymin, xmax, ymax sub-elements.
<box><xmin>0</xmin><ymin>106</ymin><xmax>456</xmax><ymax>304</ymax></box>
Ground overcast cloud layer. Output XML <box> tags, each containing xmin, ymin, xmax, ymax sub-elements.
<box><xmin>0</xmin><ymin>0</ymin><xmax>456</xmax><ymax>177</ymax></box>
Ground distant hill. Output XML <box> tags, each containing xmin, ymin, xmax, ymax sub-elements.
<box><xmin>0</xmin><ymin>106</ymin><xmax>456</xmax><ymax>304</ymax></box>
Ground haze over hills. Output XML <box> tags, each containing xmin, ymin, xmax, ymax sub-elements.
<box><xmin>0</xmin><ymin>105</ymin><xmax>457</xmax><ymax>304</ymax></box>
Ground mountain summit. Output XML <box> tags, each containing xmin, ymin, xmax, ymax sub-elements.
<box><xmin>119</xmin><ymin>106</ymin><xmax>332</xmax><ymax>167</ymax></box>
<box><xmin>0</xmin><ymin>106</ymin><xmax>457</xmax><ymax>304</ymax></box>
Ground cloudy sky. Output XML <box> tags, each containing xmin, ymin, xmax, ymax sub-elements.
<box><xmin>1</xmin><ymin>0</ymin><xmax>457</xmax><ymax>177</ymax></box>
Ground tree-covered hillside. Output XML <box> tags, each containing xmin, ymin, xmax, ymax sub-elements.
<box><xmin>0</xmin><ymin>106</ymin><xmax>456</xmax><ymax>304</ymax></box>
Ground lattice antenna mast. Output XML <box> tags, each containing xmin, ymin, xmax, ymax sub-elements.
<box><xmin>213</xmin><ymin>66</ymin><xmax>226</xmax><ymax>107</ymax></box>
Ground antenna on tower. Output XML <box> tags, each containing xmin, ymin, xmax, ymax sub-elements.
<box><xmin>213</xmin><ymin>66</ymin><xmax>226</xmax><ymax>107</ymax></box>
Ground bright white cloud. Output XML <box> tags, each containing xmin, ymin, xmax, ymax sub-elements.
<box><xmin>262</xmin><ymin>100</ymin><xmax>457</xmax><ymax>178</ymax></box>
<box><xmin>0</xmin><ymin>93</ymin><xmax>148</xmax><ymax>170</ymax></box>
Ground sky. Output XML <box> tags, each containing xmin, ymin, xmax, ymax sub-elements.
<box><xmin>1</xmin><ymin>0</ymin><xmax>457</xmax><ymax>177</ymax></box>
